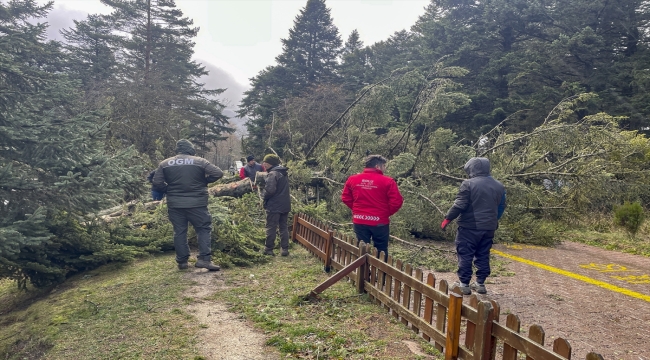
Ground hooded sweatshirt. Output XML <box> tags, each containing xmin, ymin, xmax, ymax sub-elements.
<box><xmin>262</xmin><ymin>165</ymin><xmax>291</xmax><ymax>213</ymax></box>
<box><xmin>152</xmin><ymin>140</ymin><xmax>223</xmax><ymax>208</ymax></box>
<box><xmin>445</xmin><ymin>157</ymin><xmax>506</xmax><ymax>230</ymax></box>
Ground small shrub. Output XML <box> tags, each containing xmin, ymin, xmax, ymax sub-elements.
<box><xmin>614</xmin><ymin>202</ymin><xmax>645</xmax><ymax>237</ymax></box>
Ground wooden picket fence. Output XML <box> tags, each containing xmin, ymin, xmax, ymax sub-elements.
<box><xmin>291</xmin><ymin>213</ymin><xmax>604</xmax><ymax>360</ymax></box>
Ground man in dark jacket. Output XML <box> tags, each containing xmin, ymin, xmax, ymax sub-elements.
<box><xmin>341</xmin><ymin>155</ymin><xmax>403</xmax><ymax>259</ymax></box>
<box><xmin>261</xmin><ymin>154</ymin><xmax>291</xmax><ymax>256</ymax></box>
<box><xmin>441</xmin><ymin>157</ymin><xmax>506</xmax><ymax>295</ymax></box>
<box><xmin>239</xmin><ymin>155</ymin><xmax>264</xmax><ymax>181</ymax></box>
<box><xmin>153</xmin><ymin>139</ymin><xmax>224</xmax><ymax>271</ymax></box>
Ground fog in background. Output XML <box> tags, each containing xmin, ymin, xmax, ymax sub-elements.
<box><xmin>40</xmin><ymin>4</ymin><xmax>251</xmax><ymax>133</ymax></box>
<box><xmin>37</xmin><ymin>0</ymin><xmax>431</xmax><ymax>135</ymax></box>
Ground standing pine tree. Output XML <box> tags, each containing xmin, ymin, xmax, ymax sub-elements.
<box><xmin>277</xmin><ymin>0</ymin><xmax>342</xmax><ymax>86</ymax></box>
<box><xmin>61</xmin><ymin>14</ymin><xmax>117</xmax><ymax>91</ymax></box>
<box><xmin>239</xmin><ymin>0</ymin><xmax>342</xmax><ymax>156</ymax></box>
<box><xmin>97</xmin><ymin>0</ymin><xmax>231</xmax><ymax>158</ymax></box>
<box><xmin>0</xmin><ymin>0</ymin><xmax>144</xmax><ymax>288</ymax></box>
<box><xmin>340</xmin><ymin>29</ymin><xmax>370</xmax><ymax>93</ymax></box>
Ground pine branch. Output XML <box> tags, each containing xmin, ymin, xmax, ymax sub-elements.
<box><xmin>403</xmin><ymin>190</ymin><xmax>445</xmax><ymax>215</ymax></box>
<box><xmin>426</xmin><ymin>172</ymin><xmax>465</xmax><ymax>182</ymax></box>
<box><xmin>479</xmin><ymin>123</ymin><xmax>581</xmax><ymax>157</ymax></box>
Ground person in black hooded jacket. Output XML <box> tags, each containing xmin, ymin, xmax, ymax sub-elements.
<box><xmin>153</xmin><ymin>139</ymin><xmax>223</xmax><ymax>271</ymax></box>
<box><xmin>441</xmin><ymin>157</ymin><xmax>506</xmax><ymax>295</ymax></box>
<box><xmin>261</xmin><ymin>154</ymin><xmax>291</xmax><ymax>256</ymax></box>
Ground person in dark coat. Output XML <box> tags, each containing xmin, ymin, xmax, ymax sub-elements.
<box><xmin>147</xmin><ymin>170</ymin><xmax>166</xmax><ymax>200</ymax></box>
<box><xmin>261</xmin><ymin>154</ymin><xmax>291</xmax><ymax>256</ymax></box>
<box><xmin>341</xmin><ymin>155</ymin><xmax>403</xmax><ymax>260</ymax></box>
<box><xmin>239</xmin><ymin>155</ymin><xmax>265</xmax><ymax>181</ymax></box>
<box><xmin>153</xmin><ymin>139</ymin><xmax>224</xmax><ymax>271</ymax></box>
<box><xmin>441</xmin><ymin>157</ymin><xmax>506</xmax><ymax>295</ymax></box>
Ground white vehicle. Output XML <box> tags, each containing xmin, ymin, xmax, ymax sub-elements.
<box><xmin>234</xmin><ymin>161</ymin><xmax>244</xmax><ymax>172</ymax></box>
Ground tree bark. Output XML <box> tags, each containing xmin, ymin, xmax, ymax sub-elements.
<box><xmin>209</xmin><ymin>178</ymin><xmax>254</xmax><ymax>197</ymax></box>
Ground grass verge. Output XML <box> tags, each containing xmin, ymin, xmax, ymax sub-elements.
<box><xmin>564</xmin><ymin>229</ymin><xmax>650</xmax><ymax>256</ymax></box>
<box><xmin>0</xmin><ymin>254</ymin><xmax>201</xmax><ymax>359</ymax></box>
<box><xmin>211</xmin><ymin>246</ymin><xmax>443</xmax><ymax>359</ymax></box>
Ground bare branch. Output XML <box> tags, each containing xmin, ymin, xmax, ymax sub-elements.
<box><xmin>403</xmin><ymin>190</ymin><xmax>445</xmax><ymax>215</ymax></box>
<box><xmin>542</xmin><ymin>95</ymin><xmax>580</xmax><ymax>125</ymax></box>
<box><xmin>548</xmin><ymin>151</ymin><xmax>604</xmax><ymax>171</ymax></box>
<box><xmin>477</xmin><ymin>109</ymin><xmax>531</xmax><ymax>146</ymax></box>
<box><xmin>426</xmin><ymin>172</ymin><xmax>465</xmax><ymax>182</ymax></box>
<box><xmin>479</xmin><ymin>123</ymin><xmax>580</xmax><ymax>157</ymax></box>
<box><xmin>506</xmin><ymin>171</ymin><xmax>579</xmax><ymax>178</ymax></box>
<box><xmin>305</xmin><ymin>75</ymin><xmax>396</xmax><ymax>158</ymax></box>
<box><xmin>313</xmin><ymin>176</ymin><xmax>344</xmax><ymax>186</ymax></box>
<box><xmin>516</xmin><ymin>151</ymin><xmax>550</xmax><ymax>174</ymax></box>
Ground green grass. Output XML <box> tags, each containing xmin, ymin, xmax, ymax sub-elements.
<box><xmin>211</xmin><ymin>246</ymin><xmax>443</xmax><ymax>359</ymax></box>
<box><xmin>562</xmin><ymin>213</ymin><xmax>650</xmax><ymax>257</ymax></box>
<box><xmin>565</xmin><ymin>229</ymin><xmax>650</xmax><ymax>256</ymax></box>
<box><xmin>0</xmin><ymin>254</ymin><xmax>201</xmax><ymax>359</ymax></box>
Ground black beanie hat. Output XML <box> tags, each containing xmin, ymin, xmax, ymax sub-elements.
<box><xmin>246</xmin><ymin>155</ymin><xmax>255</xmax><ymax>162</ymax></box>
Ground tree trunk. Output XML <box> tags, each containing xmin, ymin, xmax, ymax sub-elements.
<box><xmin>208</xmin><ymin>178</ymin><xmax>254</xmax><ymax>197</ymax></box>
<box><xmin>254</xmin><ymin>171</ymin><xmax>268</xmax><ymax>186</ymax></box>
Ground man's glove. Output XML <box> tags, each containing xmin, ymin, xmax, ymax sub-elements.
<box><xmin>441</xmin><ymin>219</ymin><xmax>451</xmax><ymax>230</ymax></box>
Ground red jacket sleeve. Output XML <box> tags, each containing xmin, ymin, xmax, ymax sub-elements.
<box><xmin>387</xmin><ymin>179</ymin><xmax>404</xmax><ymax>216</ymax></box>
<box><xmin>239</xmin><ymin>167</ymin><xmax>246</xmax><ymax>180</ymax></box>
<box><xmin>341</xmin><ymin>179</ymin><xmax>354</xmax><ymax>209</ymax></box>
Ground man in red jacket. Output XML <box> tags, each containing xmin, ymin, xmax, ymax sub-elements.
<box><xmin>341</xmin><ymin>155</ymin><xmax>404</xmax><ymax>258</ymax></box>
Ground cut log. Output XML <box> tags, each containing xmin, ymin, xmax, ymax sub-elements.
<box><xmin>209</xmin><ymin>178</ymin><xmax>254</xmax><ymax>197</ymax></box>
<box><xmin>254</xmin><ymin>171</ymin><xmax>268</xmax><ymax>186</ymax></box>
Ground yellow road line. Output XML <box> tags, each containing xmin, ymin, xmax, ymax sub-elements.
<box><xmin>491</xmin><ymin>249</ymin><xmax>650</xmax><ymax>303</ymax></box>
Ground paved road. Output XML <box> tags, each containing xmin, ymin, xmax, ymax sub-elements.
<box><xmin>428</xmin><ymin>242</ymin><xmax>650</xmax><ymax>360</ymax></box>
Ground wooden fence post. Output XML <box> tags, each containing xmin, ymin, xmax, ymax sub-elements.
<box><xmin>422</xmin><ymin>273</ymin><xmax>436</xmax><ymax>341</ymax></box>
<box><xmin>324</xmin><ymin>230</ymin><xmax>333</xmax><ymax>273</ymax></box>
<box><xmin>435</xmin><ymin>280</ymin><xmax>449</xmax><ymax>353</ymax></box>
<box><xmin>356</xmin><ymin>242</ymin><xmax>368</xmax><ymax>294</ymax></box>
<box><xmin>445</xmin><ymin>292</ymin><xmax>463</xmax><ymax>360</ymax></box>
<box><xmin>553</xmin><ymin>338</ymin><xmax>572</xmax><ymax>359</ymax></box>
<box><xmin>473</xmin><ymin>301</ymin><xmax>494</xmax><ymax>360</ymax></box>
<box><xmin>489</xmin><ymin>300</ymin><xmax>500</xmax><ymax>360</ymax></box>
<box><xmin>525</xmin><ymin>325</ymin><xmax>545</xmax><ymax>360</ymax></box>
<box><xmin>291</xmin><ymin>213</ymin><xmax>299</xmax><ymax>243</ymax></box>
<box><xmin>502</xmin><ymin>314</ymin><xmax>521</xmax><ymax>360</ymax></box>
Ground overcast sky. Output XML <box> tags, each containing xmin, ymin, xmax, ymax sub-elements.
<box><xmin>38</xmin><ymin>0</ymin><xmax>430</xmax><ymax>127</ymax></box>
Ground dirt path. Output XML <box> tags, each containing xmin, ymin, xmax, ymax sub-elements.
<box><xmin>183</xmin><ymin>266</ymin><xmax>280</xmax><ymax>360</ymax></box>
<box><xmin>427</xmin><ymin>241</ymin><xmax>650</xmax><ymax>360</ymax></box>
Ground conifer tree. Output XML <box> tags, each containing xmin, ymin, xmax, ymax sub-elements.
<box><xmin>340</xmin><ymin>29</ymin><xmax>370</xmax><ymax>92</ymax></box>
<box><xmin>61</xmin><ymin>14</ymin><xmax>117</xmax><ymax>90</ymax></box>
<box><xmin>0</xmin><ymin>0</ymin><xmax>143</xmax><ymax>287</ymax></box>
<box><xmin>98</xmin><ymin>0</ymin><xmax>230</xmax><ymax>157</ymax></box>
<box><xmin>239</xmin><ymin>0</ymin><xmax>342</xmax><ymax>155</ymax></box>
<box><xmin>276</xmin><ymin>0</ymin><xmax>342</xmax><ymax>86</ymax></box>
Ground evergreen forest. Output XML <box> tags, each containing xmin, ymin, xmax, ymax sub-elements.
<box><xmin>240</xmin><ymin>0</ymin><xmax>650</xmax><ymax>245</ymax></box>
<box><xmin>2</xmin><ymin>0</ymin><xmax>650</xmax><ymax>289</ymax></box>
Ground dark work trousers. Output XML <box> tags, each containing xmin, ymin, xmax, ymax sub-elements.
<box><xmin>168</xmin><ymin>206</ymin><xmax>213</xmax><ymax>263</ymax></box>
<box><xmin>265</xmin><ymin>211</ymin><xmax>289</xmax><ymax>251</ymax></box>
<box><xmin>455</xmin><ymin>227</ymin><xmax>495</xmax><ymax>284</ymax></box>
<box><xmin>353</xmin><ymin>224</ymin><xmax>390</xmax><ymax>260</ymax></box>
<box><xmin>151</xmin><ymin>190</ymin><xmax>165</xmax><ymax>201</ymax></box>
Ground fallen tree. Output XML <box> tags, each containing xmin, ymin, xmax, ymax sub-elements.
<box><xmin>209</xmin><ymin>178</ymin><xmax>254</xmax><ymax>197</ymax></box>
